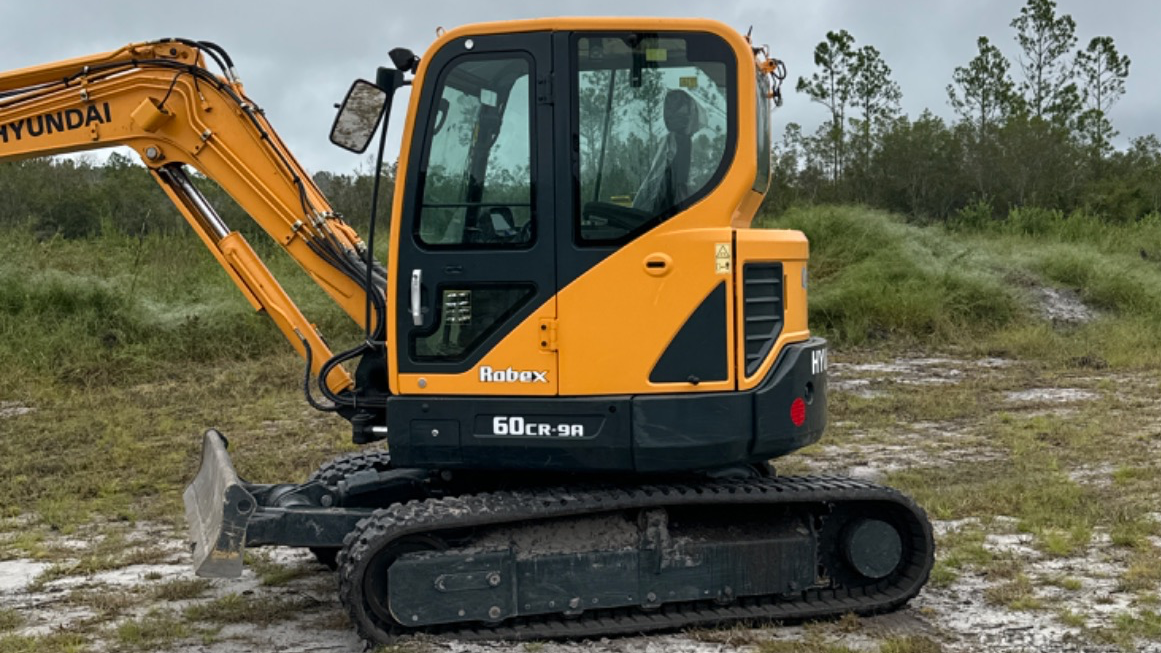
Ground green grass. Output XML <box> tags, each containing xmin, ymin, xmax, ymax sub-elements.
<box><xmin>0</xmin><ymin>228</ymin><xmax>359</xmax><ymax>393</ymax></box>
<box><xmin>3</xmin><ymin>205</ymin><xmax>1161</xmax><ymax>531</ymax></box>
<box><xmin>0</xmin><ymin>229</ymin><xmax>357</xmax><ymax>531</ymax></box>
<box><xmin>1057</xmin><ymin>608</ymin><xmax>1087</xmax><ymax>628</ymax></box>
<box><xmin>1095</xmin><ymin>610</ymin><xmax>1161</xmax><ymax>650</ymax></box>
<box><xmin>768</xmin><ymin>206</ymin><xmax>1020</xmax><ymax>346</ymax></box>
<box><xmin>762</xmin><ymin>205</ymin><xmax>1161</xmax><ymax>366</ymax></box>
<box><xmin>247</xmin><ymin>552</ymin><xmax>313</xmax><ymax>586</ymax></box>
<box><xmin>151</xmin><ymin>578</ymin><xmax>212</xmax><ymax>601</ymax></box>
<box><xmin>0</xmin><ymin>611</ymin><xmax>21</xmax><ymax>633</ymax></box>
<box><xmin>984</xmin><ymin>574</ymin><xmax>1043</xmax><ymax>611</ymax></box>
<box><xmin>1121</xmin><ymin>547</ymin><xmax>1161</xmax><ymax>592</ymax></box>
<box><xmin>5</xmin><ymin>206</ymin><xmax>1161</xmax><ymax>649</ymax></box>
<box><xmin>114</xmin><ymin>609</ymin><xmax>190</xmax><ymax>651</ymax></box>
<box><xmin>0</xmin><ymin>632</ymin><xmax>88</xmax><ymax>653</ymax></box>
<box><xmin>183</xmin><ymin>593</ymin><xmax>312</xmax><ymax>627</ymax></box>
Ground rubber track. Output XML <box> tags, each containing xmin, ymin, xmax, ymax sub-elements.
<box><xmin>338</xmin><ymin>475</ymin><xmax>934</xmax><ymax>643</ymax></box>
<box><xmin>309</xmin><ymin>450</ymin><xmax>393</xmax><ymax>488</ymax></box>
<box><xmin>307</xmin><ymin>450</ymin><xmax>395</xmax><ymax>569</ymax></box>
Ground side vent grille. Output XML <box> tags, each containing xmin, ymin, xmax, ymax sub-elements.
<box><xmin>743</xmin><ymin>263</ymin><xmax>784</xmax><ymax>376</ymax></box>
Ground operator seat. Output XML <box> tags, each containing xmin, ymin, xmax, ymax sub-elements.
<box><xmin>632</xmin><ymin>89</ymin><xmax>706</xmax><ymax>217</ymax></box>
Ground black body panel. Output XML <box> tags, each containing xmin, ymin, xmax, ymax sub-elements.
<box><xmin>386</xmin><ymin>338</ymin><xmax>827</xmax><ymax>473</ymax></box>
<box><xmin>648</xmin><ymin>281</ymin><xmax>729</xmax><ymax>384</ymax></box>
<box><xmin>751</xmin><ymin>336</ymin><xmax>827</xmax><ymax>460</ymax></box>
<box><xmin>388</xmin><ymin>396</ymin><xmax>632</xmax><ymax>472</ymax></box>
<box><xmin>632</xmin><ymin>391</ymin><xmax>750</xmax><ymax>472</ymax></box>
<box><xmin>741</xmin><ymin>263</ymin><xmax>784</xmax><ymax>376</ymax></box>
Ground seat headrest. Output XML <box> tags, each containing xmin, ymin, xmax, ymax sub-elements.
<box><xmin>663</xmin><ymin>89</ymin><xmax>705</xmax><ymax>137</ymax></box>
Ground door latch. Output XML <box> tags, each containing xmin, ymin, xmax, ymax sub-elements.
<box><xmin>410</xmin><ymin>269</ymin><xmax>423</xmax><ymax>326</ymax></box>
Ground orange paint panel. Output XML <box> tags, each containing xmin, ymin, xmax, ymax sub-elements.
<box><xmin>558</xmin><ymin>227</ymin><xmax>737</xmax><ymax>396</ymax></box>
<box><xmin>735</xmin><ymin>229</ymin><xmax>811</xmax><ymax>391</ymax></box>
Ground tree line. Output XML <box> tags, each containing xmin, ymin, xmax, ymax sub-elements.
<box><xmin>769</xmin><ymin>0</ymin><xmax>1160</xmax><ymax>223</ymax></box>
<box><xmin>0</xmin><ymin>151</ymin><xmax>393</xmax><ymax>240</ymax></box>
<box><xmin>1</xmin><ymin>0</ymin><xmax>1156</xmax><ymax>240</ymax></box>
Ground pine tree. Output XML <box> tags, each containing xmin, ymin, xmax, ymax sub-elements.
<box><xmin>1075</xmin><ymin>36</ymin><xmax>1131</xmax><ymax>162</ymax></box>
<box><xmin>1010</xmin><ymin>0</ymin><xmax>1079</xmax><ymax>124</ymax></box>
<box><xmin>947</xmin><ymin>37</ymin><xmax>1020</xmax><ymax>135</ymax></box>
<box><xmin>848</xmin><ymin>44</ymin><xmax>902</xmax><ymax>198</ymax></box>
<box><xmin>796</xmin><ymin>30</ymin><xmax>856</xmax><ymax>182</ymax></box>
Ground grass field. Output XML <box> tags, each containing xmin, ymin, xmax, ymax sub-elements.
<box><xmin>1</xmin><ymin>205</ymin><xmax>1160</xmax><ymax>651</ymax></box>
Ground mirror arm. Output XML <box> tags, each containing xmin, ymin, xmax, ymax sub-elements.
<box><xmin>362</xmin><ymin>86</ymin><xmax>394</xmax><ymax>345</ymax></box>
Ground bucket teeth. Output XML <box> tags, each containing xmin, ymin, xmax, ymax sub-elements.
<box><xmin>183</xmin><ymin>430</ymin><xmax>256</xmax><ymax>578</ymax></box>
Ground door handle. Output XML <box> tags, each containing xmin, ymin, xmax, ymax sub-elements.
<box><xmin>410</xmin><ymin>269</ymin><xmax>423</xmax><ymax>326</ymax></box>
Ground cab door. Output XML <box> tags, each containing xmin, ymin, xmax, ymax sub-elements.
<box><xmin>394</xmin><ymin>33</ymin><xmax>556</xmax><ymax>396</ymax></box>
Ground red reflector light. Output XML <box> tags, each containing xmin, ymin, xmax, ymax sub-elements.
<box><xmin>790</xmin><ymin>397</ymin><xmax>807</xmax><ymax>427</ymax></box>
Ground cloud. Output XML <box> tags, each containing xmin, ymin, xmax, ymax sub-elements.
<box><xmin>2</xmin><ymin>0</ymin><xmax>1155</xmax><ymax>174</ymax></box>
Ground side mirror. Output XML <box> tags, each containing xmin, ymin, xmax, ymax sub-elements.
<box><xmin>329</xmin><ymin>80</ymin><xmax>389</xmax><ymax>154</ymax></box>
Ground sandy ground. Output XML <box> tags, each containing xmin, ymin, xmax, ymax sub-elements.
<box><xmin>1</xmin><ymin>354</ymin><xmax>1160</xmax><ymax>652</ymax></box>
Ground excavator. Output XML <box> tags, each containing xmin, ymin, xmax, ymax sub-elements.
<box><xmin>0</xmin><ymin>18</ymin><xmax>933</xmax><ymax>644</ymax></box>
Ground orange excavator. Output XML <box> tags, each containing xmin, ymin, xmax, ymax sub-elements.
<box><xmin>0</xmin><ymin>19</ymin><xmax>932</xmax><ymax>644</ymax></box>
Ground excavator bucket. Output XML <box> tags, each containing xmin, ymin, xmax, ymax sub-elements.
<box><xmin>183</xmin><ymin>430</ymin><xmax>256</xmax><ymax>578</ymax></box>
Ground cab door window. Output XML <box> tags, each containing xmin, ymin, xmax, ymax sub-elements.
<box><xmin>417</xmin><ymin>56</ymin><xmax>534</xmax><ymax>248</ymax></box>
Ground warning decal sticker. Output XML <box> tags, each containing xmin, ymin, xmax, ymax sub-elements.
<box><xmin>715</xmin><ymin>243</ymin><xmax>731</xmax><ymax>274</ymax></box>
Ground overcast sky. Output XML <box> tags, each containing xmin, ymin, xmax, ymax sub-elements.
<box><xmin>2</xmin><ymin>0</ymin><xmax>1156</xmax><ymax>174</ymax></box>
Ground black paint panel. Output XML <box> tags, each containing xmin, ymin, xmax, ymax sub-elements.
<box><xmin>649</xmin><ymin>281</ymin><xmax>728</xmax><ymax>384</ymax></box>
<box><xmin>632</xmin><ymin>392</ymin><xmax>751</xmax><ymax>472</ymax></box>
<box><xmin>387</xmin><ymin>395</ymin><xmax>632</xmax><ymax>471</ymax></box>
<box><xmin>742</xmin><ymin>263</ymin><xmax>784</xmax><ymax>376</ymax></box>
<box><xmin>383</xmin><ymin>338</ymin><xmax>827</xmax><ymax>475</ymax></box>
<box><xmin>751</xmin><ymin>338</ymin><xmax>828</xmax><ymax>460</ymax></box>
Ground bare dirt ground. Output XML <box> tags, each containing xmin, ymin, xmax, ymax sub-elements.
<box><xmin>2</xmin><ymin>354</ymin><xmax>1160</xmax><ymax>652</ymax></box>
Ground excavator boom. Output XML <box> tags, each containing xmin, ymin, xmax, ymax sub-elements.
<box><xmin>0</xmin><ymin>39</ymin><xmax>383</xmax><ymax>393</ymax></box>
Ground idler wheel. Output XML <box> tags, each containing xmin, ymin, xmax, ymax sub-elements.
<box><xmin>842</xmin><ymin>519</ymin><xmax>903</xmax><ymax>579</ymax></box>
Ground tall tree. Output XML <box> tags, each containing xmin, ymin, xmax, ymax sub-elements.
<box><xmin>796</xmin><ymin>30</ymin><xmax>856</xmax><ymax>182</ymax></box>
<box><xmin>1010</xmin><ymin>0</ymin><xmax>1078</xmax><ymax>123</ymax></box>
<box><xmin>851</xmin><ymin>45</ymin><xmax>902</xmax><ymax>132</ymax></box>
<box><xmin>1075</xmin><ymin>36</ymin><xmax>1131</xmax><ymax>161</ymax></box>
<box><xmin>947</xmin><ymin>37</ymin><xmax>1020</xmax><ymax>135</ymax></box>
<box><xmin>848</xmin><ymin>44</ymin><xmax>902</xmax><ymax>196</ymax></box>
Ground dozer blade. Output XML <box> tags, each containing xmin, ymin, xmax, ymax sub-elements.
<box><xmin>183</xmin><ymin>430</ymin><xmax>256</xmax><ymax>578</ymax></box>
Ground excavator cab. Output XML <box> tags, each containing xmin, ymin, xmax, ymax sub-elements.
<box><xmin>323</xmin><ymin>22</ymin><xmax>832</xmax><ymax>475</ymax></box>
